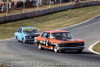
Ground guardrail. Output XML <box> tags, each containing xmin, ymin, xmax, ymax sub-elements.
<box><xmin>0</xmin><ymin>1</ymin><xmax>100</xmax><ymax>23</ymax></box>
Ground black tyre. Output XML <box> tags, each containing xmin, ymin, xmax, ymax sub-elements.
<box><xmin>77</xmin><ymin>49</ymin><xmax>83</xmax><ymax>53</ymax></box>
<box><xmin>16</xmin><ymin>37</ymin><xmax>20</xmax><ymax>42</ymax></box>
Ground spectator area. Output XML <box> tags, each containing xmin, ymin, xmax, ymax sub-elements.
<box><xmin>0</xmin><ymin>0</ymin><xmax>95</xmax><ymax>14</ymax></box>
<box><xmin>0</xmin><ymin>0</ymin><xmax>72</xmax><ymax>12</ymax></box>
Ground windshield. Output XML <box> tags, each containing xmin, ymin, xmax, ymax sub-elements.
<box><xmin>23</xmin><ymin>30</ymin><xmax>40</xmax><ymax>33</ymax></box>
<box><xmin>51</xmin><ymin>32</ymin><xmax>72</xmax><ymax>40</ymax></box>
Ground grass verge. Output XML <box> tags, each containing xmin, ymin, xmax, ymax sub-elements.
<box><xmin>93</xmin><ymin>42</ymin><xmax>100</xmax><ymax>53</ymax></box>
<box><xmin>0</xmin><ymin>5</ymin><xmax>100</xmax><ymax>39</ymax></box>
<box><xmin>0</xmin><ymin>64</ymin><xmax>8</xmax><ymax>67</ymax></box>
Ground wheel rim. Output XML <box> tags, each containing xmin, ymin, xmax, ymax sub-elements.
<box><xmin>38</xmin><ymin>44</ymin><xmax>41</xmax><ymax>50</ymax></box>
<box><xmin>22</xmin><ymin>39</ymin><xmax>25</xmax><ymax>43</ymax></box>
<box><xmin>54</xmin><ymin>46</ymin><xmax>57</xmax><ymax>52</ymax></box>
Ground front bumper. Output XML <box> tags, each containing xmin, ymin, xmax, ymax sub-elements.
<box><xmin>58</xmin><ymin>46</ymin><xmax>85</xmax><ymax>50</ymax></box>
<box><xmin>25</xmin><ymin>39</ymin><xmax>34</xmax><ymax>42</ymax></box>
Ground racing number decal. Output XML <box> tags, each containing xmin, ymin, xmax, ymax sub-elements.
<box><xmin>19</xmin><ymin>34</ymin><xmax>21</xmax><ymax>39</ymax></box>
<box><xmin>15</xmin><ymin>33</ymin><xmax>21</xmax><ymax>39</ymax></box>
<box><xmin>46</xmin><ymin>40</ymin><xmax>49</xmax><ymax>47</ymax></box>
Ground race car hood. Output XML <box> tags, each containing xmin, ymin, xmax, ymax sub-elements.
<box><xmin>52</xmin><ymin>38</ymin><xmax>84</xmax><ymax>44</ymax></box>
<box><xmin>59</xmin><ymin>38</ymin><xmax>84</xmax><ymax>43</ymax></box>
<box><xmin>61</xmin><ymin>38</ymin><xmax>77</xmax><ymax>41</ymax></box>
<box><xmin>25</xmin><ymin>33</ymin><xmax>41</xmax><ymax>36</ymax></box>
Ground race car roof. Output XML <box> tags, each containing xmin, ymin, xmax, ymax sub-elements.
<box><xmin>44</xmin><ymin>30</ymin><xmax>69</xmax><ymax>33</ymax></box>
<box><xmin>21</xmin><ymin>27</ymin><xmax>37</xmax><ymax>29</ymax></box>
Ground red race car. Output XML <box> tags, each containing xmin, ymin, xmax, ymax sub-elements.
<box><xmin>34</xmin><ymin>30</ymin><xmax>85</xmax><ymax>53</ymax></box>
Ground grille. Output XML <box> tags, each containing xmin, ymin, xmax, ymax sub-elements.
<box><xmin>26</xmin><ymin>36</ymin><xmax>34</xmax><ymax>39</ymax></box>
<box><xmin>59</xmin><ymin>42</ymin><xmax>84</xmax><ymax>47</ymax></box>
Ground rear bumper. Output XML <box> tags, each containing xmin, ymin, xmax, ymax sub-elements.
<box><xmin>59</xmin><ymin>46</ymin><xmax>85</xmax><ymax>50</ymax></box>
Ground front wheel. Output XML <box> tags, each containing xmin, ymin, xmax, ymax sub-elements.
<box><xmin>22</xmin><ymin>38</ymin><xmax>26</xmax><ymax>44</ymax></box>
<box><xmin>16</xmin><ymin>37</ymin><xmax>20</xmax><ymax>42</ymax></box>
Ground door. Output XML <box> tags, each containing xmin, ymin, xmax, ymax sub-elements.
<box><xmin>40</xmin><ymin>32</ymin><xmax>50</xmax><ymax>47</ymax></box>
<box><xmin>17</xmin><ymin>28</ymin><xmax>22</xmax><ymax>41</ymax></box>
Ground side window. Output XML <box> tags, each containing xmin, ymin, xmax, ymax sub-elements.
<box><xmin>17</xmin><ymin>28</ymin><xmax>22</xmax><ymax>33</ymax></box>
<box><xmin>67</xmin><ymin>32</ymin><xmax>72</xmax><ymax>39</ymax></box>
<box><xmin>20</xmin><ymin>29</ymin><xmax>22</xmax><ymax>33</ymax></box>
<box><xmin>42</xmin><ymin>32</ymin><xmax>50</xmax><ymax>38</ymax></box>
<box><xmin>62</xmin><ymin>33</ymin><xmax>67</xmax><ymax>37</ymax></box>
<box><xmin>18</xmin><ymin>28</ymin><xmax>20</xmax><ymax>32</ymax></box>
<box><xmin>42</xmin><ymin>32</ymin><xmax>48</xmax><ymax>38</ymax></box>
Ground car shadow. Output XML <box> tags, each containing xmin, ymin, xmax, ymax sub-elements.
<box><xmin>46</xmin><ymin>49</ymin><xmax>96</xmax><ymax>55</ymax></box>
<box><xmin>58</xmin><ymin>51</ymin><xmax>96</xmax><ymax>55</ymax></box>
<box><xmin>18</xmin><ymin>42</ymin><xmax>97</xmax><ymax>55</ymax></box>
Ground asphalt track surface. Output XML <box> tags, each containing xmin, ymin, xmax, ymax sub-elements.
<box><xmin>0</xmin><ymin>16</ymin><xmax>100</xmax><ymax>67</ymax></box>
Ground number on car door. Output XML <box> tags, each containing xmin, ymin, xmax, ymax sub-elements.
<box><xmin>41</xmin><ymin>32</ymin><xmax>50</xmax><ymax>47</ymax></box>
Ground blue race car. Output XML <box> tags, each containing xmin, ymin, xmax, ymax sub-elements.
<box><xmin>15</xmin><ymin>27</ymin><xmax>41</xmax><ymax>43</ymax></box>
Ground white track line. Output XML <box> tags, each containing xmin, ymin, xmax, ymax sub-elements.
<box><xmin>56</xmin><ymin>15</ymin><xmax>100</xmax><ymax>30</ymax></box>
<box><xmin>88</xmin><ymin>40</ymin><xmax>100</xmax><ymax>55</ymax></box>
